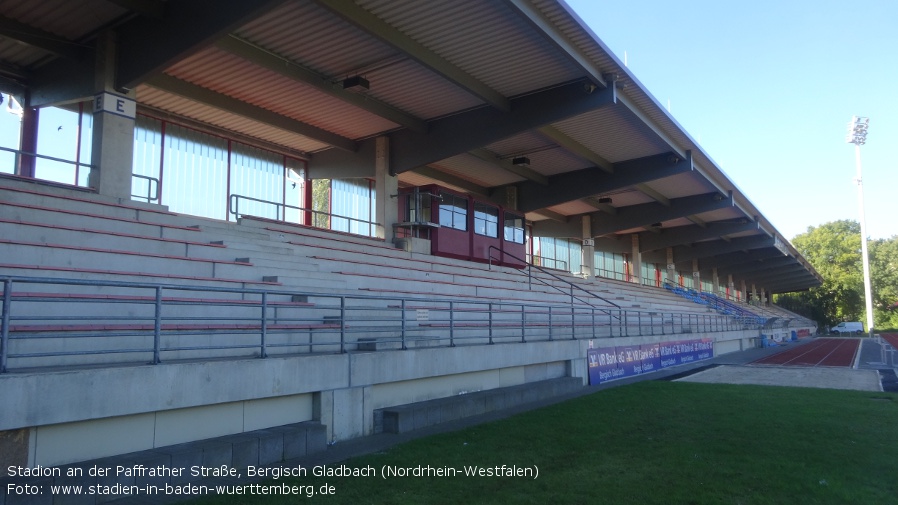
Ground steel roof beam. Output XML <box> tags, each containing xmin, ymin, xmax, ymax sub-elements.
<box><xmin>638</xmin><ymin>220</ymin><xmax>760</xmax><ymax>253</ymax></box>
<box><xmin>537</xmin><ymin>126</ymin><xmax>613</xmax><ymax>173</ymax></box>
<box><xmin>116</xmin><ymin>0</ymin><xmax>286</xmax><ymax>90</ymax></box>
<box><xmin>693</xmin><ymin>249</ymin><xmax>785</xmax><ymax>274</ymax></box>
<box><xmin>468</xmin><ymin>148</ymin><xmax>548</xmax><ymax>185</ymax></box>
<box><xmin>517</xmin><ymin>151</ymin><xmax>689</xmax><ymax>213</ymax></box>
<box><xmin>0</xmin><ymin>16</ymin><xmax>87</xmax><ymax>61</ymax></box>
<box><xmin>503</xmin><ymin>0</ymin><xmax>607</xmax><ymax>88</ymax></box>
<box><xmin>312</xmin><ymin>0</ymin><xmax>510</xmax><ymax>111</ymax></box>
<box><xmin>530</xmin><ymin>209</ymin><xmax>569</xmax><ymax>223</ymax></box>
<box><xmin>662</xmin><ymin>235</ymin><xmax>776</xmax><ymax>264</ymax></box>
<box><xmin>738</xmin><ymin>270</ymin><xmax>817</xmax><ymax>289</ymax></box>
<box><xmin>715</xmin><ymin>256</ymin><xmax>797</xmax><ymax>277</ymax></box>
<box><xmin>312</xmin><ymin>78</ymin><xmax>617</xmax><ymax>177</ymax></box>
<box><xmin>530</xmin><ymin>217</ymin><xmax>581</xmax><ymax>238</ymax></box>
<box><xmin>145</xmin><ymin>74</ymin><xmax>357</xmax><ymax>152</ymax></box>
<box><xmin>214</xmin><ymin>35</ymin><xmax>428</xmax><ymax>133</ymax></box>
<box><xmin>411</xmin><ymin>166</ymin><xmax>490</xmax><ymax>197</ymax></box>
<box><xmin>581</xmin><ymin>197</ymin><xmax>617</xmax><ymax>215</ymax></box>
<box><xmin>105</xmin><ymin>0</ymin><xmax>166</xmax><ymax>19</ymax></box>
<box><xmin>590</xmin><ymin>191</ymin><xmax>732</xmax><ymax>237</ymax></box>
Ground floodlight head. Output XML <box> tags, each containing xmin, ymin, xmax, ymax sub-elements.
<box><xmin>846</xmin><ymin>115</ymin><xmax>869</xmax><ymax>145</ymax></box>
<box><xmin>511</xmin><ymin>156</ymin><xmax>530</xmax><ymax>167</ymax></box>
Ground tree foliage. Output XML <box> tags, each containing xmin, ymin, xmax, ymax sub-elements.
<box><xmin>775</xmin><ymin>219</ymin><xmax>898</xmax><ymax>330</ymax></box>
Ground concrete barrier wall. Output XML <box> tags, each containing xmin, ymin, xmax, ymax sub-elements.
<box><xmin>1</xmin><ymin>330</ymin><xmax>756</xmax><ymax>467</ymax></box>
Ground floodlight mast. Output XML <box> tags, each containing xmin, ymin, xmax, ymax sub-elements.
<box><xmin>846</xmin><ymin>116</ymin><xmax>874</xmax><ymax>336</ymax></box>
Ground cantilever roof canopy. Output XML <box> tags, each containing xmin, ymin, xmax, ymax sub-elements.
<box><xmin>0</xmin><ymin>0</ymin><xmax>822</xmax><ymax>294</ymax></box>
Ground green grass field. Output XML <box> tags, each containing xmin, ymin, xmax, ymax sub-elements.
<box><xmin>193</xmin><ymin>381</ymin><xmax>898</xmax><ymax>504</ymax></box>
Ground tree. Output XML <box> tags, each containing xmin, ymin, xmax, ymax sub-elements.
<box><xmin>775</xmin><ymin>220</ymin><xmax>898</xmax><ymax>330</ymax></box>
<box><xmin>870</xmin><ymin>237</ymin><xmax>898</xmax><ymax>329</ymax></box>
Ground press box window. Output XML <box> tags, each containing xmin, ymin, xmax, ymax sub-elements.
<box><xmin>439</xmin><ymin>193</ymin><xmax>467</xmax><ymax>231</ymax></box>
<box><xmin>474</xmin><ymin>203</ymin><xmax>498</xmax><ymax>237</ymax></box>
<box><xmin>503</xmin><ymin>213</ymin><xmax>524</xmax><ymax>243</ymax></box>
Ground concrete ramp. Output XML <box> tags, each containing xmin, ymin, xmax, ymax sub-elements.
<box><xmin>676</xmin><ymin>365</ymin><xmax>882</xmax><ymax>392</ymax></box>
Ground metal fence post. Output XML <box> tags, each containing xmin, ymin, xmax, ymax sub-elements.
<box><xmin>521</xmin><ymin>304</ymin><xmax>526</xmax><ymax>343</ymax></box>
<box><xmin>548</xmin><ymin>306</ymin><xmax>553</xmax><ymax>341</ymax></box>
<box><xmin>1</xmin><ymin>279</ymin><xmax>11</xmax><ymax>373</ymax></box>
<box><xmin>340</xmin><ymin>296</ymin><xmax>346</xmax><ymax>353</ymax></box>
<box><xmin>153</xmin><ymin>286</ymin><xmax>162</xmax><ymax>364</ymax></box>
<box><xmin>591</xmin><ymin>308</ymin><xmax>596</xmax><ymax>339</ymax></box>
<box><xmin>260</xmin><ymin>292</ymin><xmax>268</xmax><ymax>358</ymax></box>
<box><xmin>449</xmin><ymin>301</ymin><xmax>455</xmax><ymax>347</ymax></box>
<box><xmin>488</xmin><ymin>303</ymin><xmax>494</xmax><ymax>344</ymax></box>
<box><xmin>570</xmin><ymin>304</ymin><xmax>575</xmax><ymax>340</ymax></box>
<box><xmin>401</xmin><ymin>299</ymin><xmax>407</xmax><ymax>350</ymax></box>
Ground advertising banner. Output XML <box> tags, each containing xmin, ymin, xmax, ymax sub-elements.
<box><xmin>589</xmin><ymin>338</ymin><xmax>714</xmax><ymax>385</ymax></box>
<box><xmin>587</xmin><ymin>347</ymin><xmax>624</xmax><ymax>385</ymax></box>
<box><xmin>640</xmin><ymin>343</ymin><xmax>661</xmax><ymax>374</ymax></box>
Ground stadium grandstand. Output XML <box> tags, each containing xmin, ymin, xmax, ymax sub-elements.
<box><xmin>0</xmin><ymin>0</ymin><xmax>821</xmax><ymax>481</ymax></box>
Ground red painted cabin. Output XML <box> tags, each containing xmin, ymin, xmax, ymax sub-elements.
<box><xmin>397</xmin><ymin>185</ymin><xmax>525</xmax><ymax>268</ymax></box>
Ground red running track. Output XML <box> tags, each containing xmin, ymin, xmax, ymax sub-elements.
<box><xmin>751</xmin><ymin>338</ymin><xmax>860</xmax><ymax>367</ymax></box>
<box><xmin>882</xmin><ymin>333</ymin><xmax>898</xmax><ymax>349</ymax></box>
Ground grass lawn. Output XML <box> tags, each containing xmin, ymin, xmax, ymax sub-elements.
<box><xmin>192</xmin><ymin>381</ymin><xmax>898</xmax><ymax>504</ymax></box>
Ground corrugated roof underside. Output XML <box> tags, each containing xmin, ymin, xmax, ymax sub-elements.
<box><xmin>360</xmin><ymin>0</ymin><xmax>583</xmax><ymax>97</ymax></box>
<box><xmin>399</xmin><ymin>171</ymin><xmax>472</xmax><ymax>195</ymax></box>
<box><xmin>546</xmin><ymin>200</ymin><xmax>597</xmax><ymax>216</ymax></box>
<box><xmin>641</xmin><ymin>172</ymin><xmax>717</xmax><ymax>200</ymax></box>
<box><xmin>233</xmin><ymin>1</ymin><xmax>483</xmax><ymax>122</ymax></box>
<box><xmin>235</xmin><ymin>1</ymin><xmax>394</xmax><ymax>78</ymax></box>
<box><xmin>164</xmin><ymin>47</ymin><xmax>399</xmax><ymax>140</ymax></box>
<box><xmin>0</xmin><ymin>0</ymin><xmax>126</xmax><ymax>68</ymax></box>
<box><xmin>431</xmin><ymin>153</ymin><xmax>525</xmax><ymax>187</ymax></box>
<box><xmin>0</xmin><ymin>0</ymin><xmax>125</xmax><ymax>39</ymax></box>
<box><xmin>552</xmin><ymin>106</ymin><xmax>671</xmax><ymax>163</ymax></box>
<box><xmin>525</xmin><ymin>147</ymin><xmax>592</xmax><ymax>176</ymax></box>
<box><xmin>137</xmin><ymin>86</ymin><xmax>330</xmax><ymax>153</ymax></box>
<box><xmin>361</xmin><ymin>59</ymin><xmax>484</xmax><ymax>120</ymax></box>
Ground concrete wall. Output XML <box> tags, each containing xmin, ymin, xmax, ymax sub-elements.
<box><xmin>0</xmin><ymin>329</ymin><xmax>756</xmax><ymax>467</ymax></box>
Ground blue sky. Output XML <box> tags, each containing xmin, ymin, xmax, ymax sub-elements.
<box><xmin>567</xmin><ymin>0</ymin><xmax>898</xmax><ymax>241</ymax></box>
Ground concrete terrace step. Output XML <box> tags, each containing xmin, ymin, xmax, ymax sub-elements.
<box><xmin>0</xmin><ymin>239</ymin><xmax>253</xmax><ymax>280</ymax></box>
<box><xmin>1</xmin><ymin>199</ymin><xmax>201</xmax><ymax>238</ymax></box>
<box><xmin>0</xmin><ymin>218</ymin><xmax>227</xmax><ymax>258</ymax></box>
<box><xmin>0</xmin><ymin>263</ymin><xmax>281</xmax><ymax>288</ymax></box>
<box><xmin>0</xmin><ymin>175</ymin><xmax>182</xmax><ymax>223</ymax></box>
<box><xmin>375</xmin><ymin>377</ymin><xmax>583</xmax><ymax>434</ymax></box>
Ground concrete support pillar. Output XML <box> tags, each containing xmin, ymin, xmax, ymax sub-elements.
<box><xmin>692</xmin><ymin>258</ymin><xmax>700</xmax><ymax>291</ymax></box>
<box><xmin>314</xmin><ymin>387</ymin><xmax>372</xmax><ymax>442</ymax></box>
<box><xmin>503</xmin><ymin>185</ymin><xmax>518</xmax><ymax>210</ymax></box>
<box><xmin>741</xmin><ymin>280</ymin><xmax>747</xmax><ymax>302</ymax></box>
<box><xmin>727</xmin><ymin>274</ymin><xmax>735</xmax><ymax>300</ymax></box>
<box><xmin>712</xmin><ymin>267</ymin><xmax>720</xmax><ymax>295</ymax></box>
<box><xmin>630</xmin><ymin>234</ymin><xmax>641</xmax><ymax>284</ymax></box>
<box><xmin>374</xmin><ymin>136</ymin><xmax>397</xmax><ymax>240</ymax></box>
<box><xmin>751</xmin><ymin>284</ymin><xmax>757</xmax><ymax>305</ymax></box>
<box><xmin>16</xmin><ymin>98</ymin><xmax>38</xmax><ymax>178</ymax></box>
<box><xmin>89</xmin><ymin>32</ymin><xmax>136</xmax><ymax>199</ymax></box>
<box><xmin>666</xmin><ymin>247</ymin><xmax>676</xmax><ymax>285</ymax></box>
<box><xmin>581</xmin><ymin>215</ymin><xmax>594</xmax><ymax>277</ymax></box>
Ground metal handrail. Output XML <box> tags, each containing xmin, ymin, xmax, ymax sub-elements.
<box><xmin>529</xmin><ymin>254</ymin><xmax>568</xmax><ymax>272</ymax></box>
<box><xmin>131</xmin><ymin>173</ymin><xmax>159</xmax><ymax>203</ymax></box>
<box><xmin>0</xmin><ymin>146</ymin><xmax>95</xmax><ymax>173</ymax></box>
<box><xmin>0</xmin><ymin>274</ymin><xmax>778</xmax><ymax>374</ymax></box>
<box><xmin>0</xmin><ymin>146</ymin><xmax>159</xmax><ymax>204</ymax></box>
<box><xmin>229</xmin><ymin>193</ymin><xmax>382</xmax><ymax>237</ymax></box>
<box><xmin>488</xmin><ymin>246</ymin><xmax>620</xmax><ymax>310</ymax></box>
